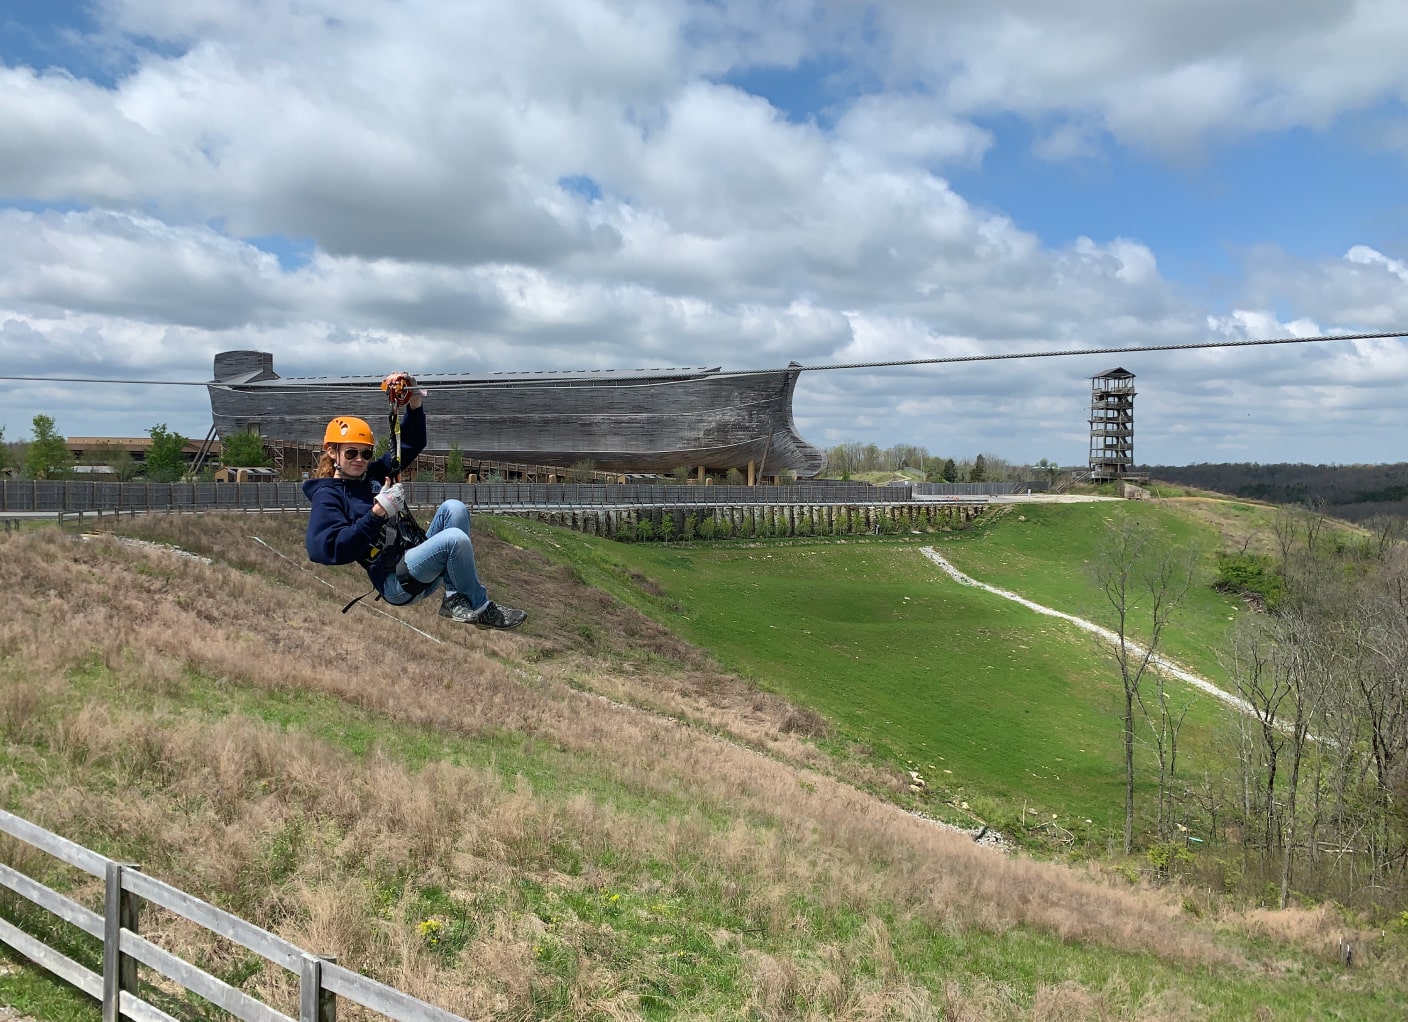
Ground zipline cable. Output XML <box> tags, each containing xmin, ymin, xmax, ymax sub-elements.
<box><xmin>756</xmin><ymin>329</ymin><xmax>1408</xmax><ymax>375</ymax></box>
<box><xmin>2</xmin><ymin>329</ymin><xmax>1406</xmax><ymax>390</ymax></box>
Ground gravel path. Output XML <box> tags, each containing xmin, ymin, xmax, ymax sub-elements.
<box><xmin>920</xmin><ymin>547</ymin><xmax>1257</xmax><ymax>716</ymax></box>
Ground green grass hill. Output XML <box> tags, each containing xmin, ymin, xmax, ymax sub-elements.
<box><xmin>0</xmin><ymin>497</ymin><xmax>1403</xmax><ymax>1021</ymax></box>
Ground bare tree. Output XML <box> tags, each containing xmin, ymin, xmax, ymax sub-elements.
<box><xmin>1226</xmin><ymin>617</ymin><xmax>1291</xmax><ymax>854</ymax></box>
<box><xmin>1276</xmin><ymin>614</ymin><xmax>1318</xmax><ymax>910</ymax></box>
<box><xmin>1271</xmin><ymin>506</ymin><xmax>1301</xmax><ymax>568</ymax></box>
<box><xmin>1144</xmin><ymin>675</ymin><xmax>1195</xmax><ymax>841</ymax></box>
<box><xmin>1364</xmin><ymin>514</ymin><xmax>1406</xmax><ymax>562</ymax></box>
<box><xmin>980</xmin><ymin>452</ymin><xmax>1012</xmax><ymax>483</ymax></box>
<box><xmin>1093</xmin><ymin>517</ymin><xmax>1193</xmax><ymax>854</ymax></box>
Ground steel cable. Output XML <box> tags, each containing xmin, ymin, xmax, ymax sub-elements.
<box><xmin>2</xmin><ymin>329</ymin><xmax>1406</xmax><ymax>391</ymax></box>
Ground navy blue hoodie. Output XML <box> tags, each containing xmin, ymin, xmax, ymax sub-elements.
<box><xmin>302</xmin><ymin>406</ymin><xmax>426</xmax><ymax>594</ymax></box>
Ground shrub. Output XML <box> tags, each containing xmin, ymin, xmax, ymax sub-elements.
<box><xmin>1213</xmin><ymin>552</ymin><xmax>1285</xmax><ymax>609</ymax></box>
<box><xmin>1147</xmin><ymin>842</ymin><xmax>1195</xmax><ymax>884</ymax></box>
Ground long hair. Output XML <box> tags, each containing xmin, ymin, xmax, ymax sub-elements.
<box><xmin>316</xmin><ymin>450</ymin><xmax>337</xmax><ymax>478</ymax></box>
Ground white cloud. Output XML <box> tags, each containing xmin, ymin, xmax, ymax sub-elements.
<box><xmin>876</xmin><ymin>0</ymin><xmax>1408</xmax><ymax>155</ymax></box>
<box><xmin>834</xmin><ymin>93</ymin><xmax>993</xmax><ymax>168</ymax></box>
<box><xmin>0</xmin><ymin>0</ymin><xmax>1405</xmax><ymax>466</ymax></box>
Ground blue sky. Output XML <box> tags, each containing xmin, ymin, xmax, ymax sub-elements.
<box><xmin>1</xmin><ymin>1</ymin><xmax>1407</xmax><ymax>468</ymax></box>
<box><xmin>729</xmin><ymin>56</ymin><xmax>1408</xmax><ymax>285</ymax></box>
<box><xmin>3</xmin><ymin>0</ymin><xmax>117</xmax><ymax>84</ymax></box>
<box><xmin>955</xmin><ymin>116</ymin><xmax>1408</xmax><ymax>276</ymax></box>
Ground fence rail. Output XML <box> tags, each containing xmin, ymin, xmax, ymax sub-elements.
<box><xmin>0</xmin><ymin>808</ymin><xmax>466</xmax><ymax>1022</ymax></box>
<box><xmin>0</xmin><ymin>480</ymin><xmax>929</xmax><ymax>515</ymax></box>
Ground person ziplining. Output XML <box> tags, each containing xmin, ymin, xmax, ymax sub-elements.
<box><xmin>301</xmin><ymin>370</ymin><xmax>528</xmax><ymax>630</ymax></box>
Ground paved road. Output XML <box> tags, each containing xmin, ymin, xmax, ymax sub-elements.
<box><xmin>987</xmin><ymin>493</ymin><xmax>1121</xmax><ymax>503</ymax></box>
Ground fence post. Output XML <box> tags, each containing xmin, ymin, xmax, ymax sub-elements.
<box><xmin>102</xmin><ymin>862</ymin><xmax>142</xmax><ymax>1022</ymax></box>
<box><xmin>300</xmin><ymin>953</ymin><xmax>337</xmax><ymax>1022</ymax></box>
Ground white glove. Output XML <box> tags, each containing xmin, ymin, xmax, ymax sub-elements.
<box><xmin>375</xmin><ymin>482</ymin><xmax>405</xmax><ymax>517</ymax></box>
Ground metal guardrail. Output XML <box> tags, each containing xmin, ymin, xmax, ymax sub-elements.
<box><xmin>0</xmin><ymin>808</ymin><xmax>467</xmax><ymax>1022</ymax></box>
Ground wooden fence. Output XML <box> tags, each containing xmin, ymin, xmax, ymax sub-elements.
<box><xmin>0</xmin><ymin>808</ymin><xmax>467</xmax><ymax>1022</ymax></box>
<box><xmin>0</xmin><ymin>480</ymin><xmax>922</xmax><ymax>515</ymax></box>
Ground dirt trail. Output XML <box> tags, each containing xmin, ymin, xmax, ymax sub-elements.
<box><xmin>920</xmin><ymin>547</ymin><xmax>1256</xmax><ymax>716</ymax></box>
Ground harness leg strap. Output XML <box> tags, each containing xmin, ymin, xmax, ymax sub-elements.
<box><xmin>395</xmin><ymin>556</ymin><xmax>432</xmax><ymax>597</ymax></box>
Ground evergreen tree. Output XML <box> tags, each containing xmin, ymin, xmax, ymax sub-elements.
<box><xmin>145</xmin><ymin>424</ymin><xmax>190</xmax><ymax>482</ymax></box>
<box><xmin>941</xmin><ymin>458</ymin><xmax>957</xmax><ymax>483</ymax></box>
<box><xmin>23</xmin><ymin>414</ymin><xmax>74</xmax><ymax>479</ymax></box>
<box><xmin>970</xmin><ymin>454</ymin><xmax>987</xmax><ymax>482</ymax></box>
<box><xmin>446</xmin><ymin>443</ymin><xmax>465</xmax><ymax>482</ymax></box>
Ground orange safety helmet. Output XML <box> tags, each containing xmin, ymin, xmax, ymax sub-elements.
<box><xmin>323</xmin><ymin>416</ymin><xmax>375</xmax><ymax>446</ymax></box>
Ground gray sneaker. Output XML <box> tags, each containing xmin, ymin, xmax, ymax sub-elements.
<box><xmin>438</xmin><ymin>593</ymin><xmax>477</xmax><ymax>622</ymax></box>
<box><xmin>439</xmin><ymin>594</ymin><xmax>527</xmax><ymax>630</ymax></box>
<box><xmin>468</xmin><ymin>600</ymin><xmax>528</xmax><ymax>630</ymax></box>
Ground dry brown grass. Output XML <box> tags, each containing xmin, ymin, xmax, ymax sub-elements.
<box><xmin>0</xmin><ymin>516</ymin><xmax>1383</xmax><ymax>1019</ymax></box>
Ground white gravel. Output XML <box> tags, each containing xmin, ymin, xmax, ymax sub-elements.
<box><xmin>920</xmin><ymin>547</ymin><xmax>1257</xmax><ymax>716</ymax></box>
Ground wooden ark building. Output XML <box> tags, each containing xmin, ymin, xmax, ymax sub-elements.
<box><xmin>207</xmin><ymin>351</ymin><xmax>826</xmax><ymax>480</ymax></box>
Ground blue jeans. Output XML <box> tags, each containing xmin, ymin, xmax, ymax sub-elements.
<box><xmin>380</xmin><ymin>500</ymin><xmax>489</xmax><ymax>610</ymax></box>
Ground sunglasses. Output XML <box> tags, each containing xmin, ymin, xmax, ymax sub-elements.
<box><xmin>341</xmin><ymin>447</ymin><xmax>376</xmax><ymax>460</ymax></box>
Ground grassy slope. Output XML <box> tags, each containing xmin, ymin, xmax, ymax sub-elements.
<box><xmin>0</xmin><ymin>508</ymin><xmax>1402</xmax><ymax>1021</ymax></box>
<box><xmin>488</xmin><ymin>499</ymin><xmax>1256</xmax><ymax>839</ymax></box>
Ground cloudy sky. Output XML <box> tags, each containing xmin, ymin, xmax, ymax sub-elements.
<box><xmin>2</xmin><ymin>0</ymin><xmax>1407</xmax><ymax>468</ymax></box>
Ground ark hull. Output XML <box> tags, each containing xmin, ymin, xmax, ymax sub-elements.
<box><xmin>207</xmin><ymin>351</ymin><xmax>825</xmax><ymax>477</ymax></box>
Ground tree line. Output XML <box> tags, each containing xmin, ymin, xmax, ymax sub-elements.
<box><xmin>822</xmin><ymin>442</ymin><xmax>1061</xmax><ymax>484</ymax></box>
<box><xmin>1146</xmin><ymin>461</ymin><xmax>1408</xmax><ymax>522</ymax></box>
<box><xmin>0</xmin><ymin>415</ymin><xmax>270</xmax><ymax>483</ymax></box>
<box><xmin>5</xmin><ymin>417</ymin><xmax>1069</xmax><ymax>487</ymax></box>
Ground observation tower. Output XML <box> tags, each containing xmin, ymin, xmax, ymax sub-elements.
<box><xmin>1088</xmin><ymin>367</ymin><xmax>1136</xmax><ymax>481</ymax></box>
